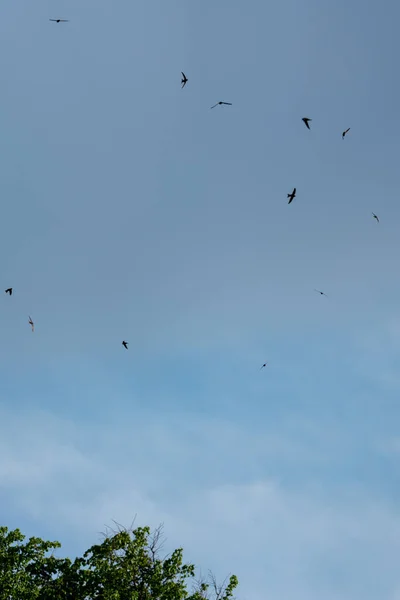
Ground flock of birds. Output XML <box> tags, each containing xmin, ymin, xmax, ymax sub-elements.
<box><xmin>5</xmin><ymin>21</ymin><xmax>381</xmax><ymax>368</ymax></box>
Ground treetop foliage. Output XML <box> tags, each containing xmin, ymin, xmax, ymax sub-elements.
<box><xmin>0</xmin><ymin>523</ymin><xmax>238</xmax><ymax>600</ymax></box>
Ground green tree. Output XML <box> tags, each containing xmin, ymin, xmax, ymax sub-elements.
<box><xmin>0</xmin><ymin>523</ymin><xmax>238</xmax><ymax>600</ymax></box>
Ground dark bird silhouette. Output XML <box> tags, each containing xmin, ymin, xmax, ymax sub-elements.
<box><xmin>342</xmin><ymin>128</ymin><xmax>350</xmax><ymax>139</ymax></box>
<box><xmin>314</xmin><ymin>289</ymin><xmax>328</xmax><ymax>297</ymax></box>
<box><xmin>287</xmin><ymin>187</ymin><xmax>296</xmax><ymax>204</ymax></box>
<box><xmin>122</xmin><ymin>341</ymin><xmax>128</xmax><ymax>349</ymax></box>
<box><xmin>210</xmin><ymin>101</ymin><xmax>232</xmax><ymax>109</ymax></box>
<box><xmin>181</xmin><ymin>72</ymin><xmax>188</xmax><ymax>88</ymax></box>
<box><xmin>28</xmin><ymin>316</ymin><xmax>34</xmax><ymax>332</ymax></box>
<box><xmin>372</xmin><ymin>212</ymin><xmax>380</xmax><ymax>223</ymax></box>
<box><xmin>5</xmin><ymin>288</ymin><xmax>12</xmax><ymax>295</ymax></box>
<box><xmin>260</xmin><ymin>362</ymin><xmax>268</xmax><ymax>370</ymax></box>
<box><xmin>302</xmin><ymin>117</ymin><xmax>312</xmax><ymax>130</ymax></box>
<box><xmin>49</xmin><ymin>19</ymin><xmax>69</xmax><ymax>23</ymax></box>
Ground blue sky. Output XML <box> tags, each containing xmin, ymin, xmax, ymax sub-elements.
<box><xmin>1</xmin><ymin>0</ymin><xmax>400</xmax><ymax>598</ymax></box>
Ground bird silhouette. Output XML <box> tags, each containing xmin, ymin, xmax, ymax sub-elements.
<box><xmin>28</xmin><ymin>316</ymin><xmax>34</xmax><ymax>332</ymax></box>
<box><xmin>49</xmin><ymin>19</ymin><xmax>69</xmax><ymax>23</ymax></box>
<box><xmin>122</xmin><ymin>341</ymin><xmax>128</xmax><ymax>349</ymax></box>
<box><xmin>287</xmin><ymin>187</ymin><xmax>296</xmax><ymax>204</ymax></box>
<box><xmin>181</xmin><ymin>72</ymin><xmax>188</xmax><ymax>88</ymax></box>
<box><xmin>210</xmin><ymin>101</ymin><xmax>232</xmax><ymax>109</ymax></box>
<box><xmin>314</xmin><ymin>289</ymin><xmax>328</xmax><ymax>297</ymax></box>
<box><xmin>342</xmin><ymin>128</ymin><xmax>350</xmax><ymax>139</ymax></box>
<box><xmin>5</xmin><ymin>288</ymin><xmax>12</xmax><ymax>295</ymax></box>
<box><xmin>372</xmin><ymin>212</ymin><xmax>380</xmax><ymax>223</ymax></box>
<box><xmin>302</xmin><ymin>117</ymin><xmax>312</xmax><ymax>130</ymax></box>
<box><xmin>260</xmin><ymin>362</ymin><xmax>268</xmax><ymax>370</ymax></box>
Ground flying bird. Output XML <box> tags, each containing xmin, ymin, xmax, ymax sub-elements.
<box><xmin>5</xmin><ymin>288</ymin><xmax>12</xmax><ymax>295</ymax></box>
<box><xmin>122</xmin><ymin>341</ymin><xmax>128</xmax><ymax>349</ymax></box>
<box><xmin>49</xmin><ymin>19</ymin><xmax>69</xmax><ymax>23</ymax></box>
<box><xmin>342</xmin><ymin>128</ymin><xmax>350</xmax><ymax>139</ymax></box>
<box><xmin>28</xmin><ymin>316</ymin><xmax>34</xmax><ymax>332</ymax></box>
<box><xmin>287</xmin><ymin>187</ymin><xmax>296</xmax><ymax>204</ymax></box>
<box><xmin>372</xmin><ymin>212</ymin><xmax>380</xmax><ymax>223</ymax></box>
<box><xmin>181</xmin><ymin>72</ymin><xmax>188</xmax><ymax>88</ymax></box>
<box><xmin>260</xmin><ymin>362</ymin><xmax>268</xmax><ymax>370</ymax></box>
<box><xmin>302</xmin><ymin>117</ymin><xmax>312</xmax><ymax>130</ymax></box>
<box><xmin>314</xmin><ymin>289</ymin><xmax>328</xmax><ymax>297</ymax></box>
<box><xmin>210</xmin><ymin>101</ymin><xmax>232</xmax><ymax>109</ymax></box>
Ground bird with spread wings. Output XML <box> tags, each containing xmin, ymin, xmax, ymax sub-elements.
<box><xmin>287</xmin><ymin>187</ymin><xmax>296</xmax><ymax>204</ymax></box>
<box><xmin>314</xmin><ymin>289</ymin><xmax>328</xmax><ymax>297</ymax></box>
<box><xmin>210</xmin><ymin>101</ymin><xmax>232</xmax><ymax>109</ymax></box>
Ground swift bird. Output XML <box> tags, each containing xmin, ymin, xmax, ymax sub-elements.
<box><xmin>28</xmin><ymin>316</ymin><xmax>34</xmax><ymax>332</ymax></box>
<box><xmin>122</xmin><ymin>341</ymin><xmax>128</xmax><ymax>349</ymax></box>
<box><xmin>181</xmin><ymin>72</ymin><xmax>188</xmax><ymax>88</ymax></box>
<box><xmin>372</xmin><ymin>212</ymin><xmax>380</xmax><ymax>223</ymax></box>
<box><xmin>210</xmin><ymin>101</ymin><xmax>232</xmax><ymax>109</ymax></box>
<box><xmin>287</xmin><ymin>187</ymin><xmax>296</xmax><ymax>204</ymax></box>
<box><xmin>49</xmin><ymin>19</ymin><xmax>69</xmax><ymax>23</ymax></box>
<box><xmin>314</xmin><ymin>289</ymin><xmax>328</xmax><ymax>297</ymax></box>
<box><xmin>5</xmin><ymin>288</ymin><xmax>12</xmax><ymax>295</ymax></box>
<box><xmin>260</xmin><ymin>362</ymin><xmax>268</xmax><ymax>370</ymax></box>
<box><xmin>342</xmin><ymin>128</ymin><xmax>350</xmax><ymax>139</ymax></box>
<box><xmin>302</xmin><ymin>117</ymin><xmax>312</xmax><ymax>130</ymax></box>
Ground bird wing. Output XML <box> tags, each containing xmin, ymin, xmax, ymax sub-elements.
<box><xmin>222</xmin><ymin>102</ymin><xmax>232</xmax><ymax>105</ymax></box>
<box><xmin>181</xmin><ymin>72</ymin><xmax>186</xmax><ymax>79</ymax></box>
<box><xmin>293</xmin><ymin>188</ymin><xmax>296</xmax><ymax>194</ymax></box>
<box><xmin>49</xmin><ymin>19</ymin><xmax>57</xmax><ymax>21</ymax></box>
<box><xmin>210</xmin><ymin>103</ymin><xmax>218</xmax><ymax>109</ymax></box>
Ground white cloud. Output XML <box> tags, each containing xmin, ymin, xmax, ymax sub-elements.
<box><xmin>1</xmin><ymin>405</ymin><xmax>400</xmax><ymax>600</ymax></box>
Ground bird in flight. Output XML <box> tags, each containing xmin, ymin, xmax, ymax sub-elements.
<box><xmin>5</xmin><ymin>288</ymin><xmax>12</xmax><ymax>295</ymax></box>
<box><xmin>372</xmin><ymin>212</ymin><xmax>380</xmax><ymax>223</ymax></box>
<box><xmin>342</xmin><ymin>128</ymin><xmax>350</xmax><ymax>139</ymax></box>
<box><xmin>122</xmin><ymin>341</ymin><xmax>128</xmax><ymax>350</ymax></box>
<box><xmin>28</xmin><ymin>316</ymin><xmax>34</xmax><ymax>332</ymax></box>
<box><xmin>210</xmin><ymin>101</ymin><xmax>232</xmax><ymax>109</ymax></box>
<box><xmin>314</xmin><ymin>289</ymin><xmax>328</xmax><ymax>297</ymax></box>
<box><xmin>260</xmin><ymin>362</ymin><xmax>268</xmax><ymax>370</ymax></box>
<box><xmin>302</xmin><ymin>117</ymin><xmax>312</xmax><ymax>130</ymax></box>
<box><xmin>181</xmin><ymin>72</ymin><xmax>188</xmax><ymax>88</ymax></box>
<box><xmin>49</xmin><ymin>19</ymin><xmax>69</xmax><ymax>23</ymax></box>
<box><xmin>287</xmin><ymin>187</ymin><xmax>296</xmax><ymax>204</ymax></box>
